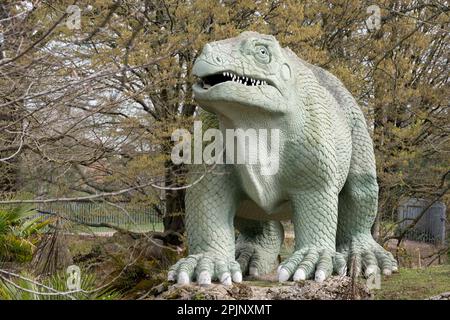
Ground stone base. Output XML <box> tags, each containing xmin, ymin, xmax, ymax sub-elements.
<box><xmin>150</xmin><ymin>276</ymin><xmax>372</xmax><ymax>300</ymax></box>
<box><xmin>428</xmin><ymin>292</ymin><xmax>450</xmax><ymax>300</ymax></box>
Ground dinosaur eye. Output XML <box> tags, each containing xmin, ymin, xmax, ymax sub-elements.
<box><xmin>254</xmin><ymin>45</ymin><xmax>270</xmax><ymax>63</ymax></box>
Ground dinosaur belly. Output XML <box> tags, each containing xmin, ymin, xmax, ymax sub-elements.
<box><xmin>236</xmin><ymin>164</ymin><xmax>287</xmax><ymax>214</ymax></box>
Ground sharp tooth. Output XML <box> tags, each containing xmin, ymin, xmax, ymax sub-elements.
<box><xmin>223</xmin><ymin>72</ymin><xmax>225</xmax><ymax>76</ymax></box>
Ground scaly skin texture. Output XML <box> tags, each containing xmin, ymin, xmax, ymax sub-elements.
<box><xmin>168</xmin><ymin>32</ymin><xmax>397</xmax><ymax>285</ymax></box>
<box><xmin>235</xmin><ymin>217</ymin><xmax>284</xmax><ymax>277</ymax></box>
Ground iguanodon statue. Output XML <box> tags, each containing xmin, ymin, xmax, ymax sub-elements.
<box><xmin>168</xmin><ymin>31</ymin><xmax>397</xmax><ymax>285</ymax></box>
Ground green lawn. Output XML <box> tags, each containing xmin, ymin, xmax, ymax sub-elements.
<box><xmin>375</xmin><ymin>264</ymin><xmax>450</xmax><ymax>300</ymax></box>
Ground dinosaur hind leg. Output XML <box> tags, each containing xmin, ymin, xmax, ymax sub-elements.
<box><xmin>235</xmin><ymin>217</ymin><xmax>284</xmax><ymax>277</ymax></box>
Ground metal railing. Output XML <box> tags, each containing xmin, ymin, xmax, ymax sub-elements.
<box><xmin>1</xmin><ymin>201</ymin><xmax>164</xmax><ymax>233</ymax></box>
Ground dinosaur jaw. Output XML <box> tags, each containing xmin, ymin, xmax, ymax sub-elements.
<box><xmin>193</xmin><ymin>78</ymin><xmax>281</xmax><ymax>107</ymax></box>
<box><xmin>196</xmin><ymin>71</ymin><xmax>274</xmax><ymax>90</ymax></box>
<box><xmin>192</xmin><ymin>76</ymin><xmax>276</xmax><ymax>99</ymax></box>
<box><xmin>192</xmin><ymin>59</ymin><xmax>284</xmax><ymax>113</ymax></box>
<box><xmin>192</xmin><ymin>58</ymin><xmax>279</xmax><ymax>95</ymax></box>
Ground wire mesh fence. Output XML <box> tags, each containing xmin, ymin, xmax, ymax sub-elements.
<box><xmin>398</xmin><ymin>198</ymin><xmax>447</xmax><ymax>245</ymax></box>
<box><xmin>1</xmin><ymin>201</ymin><xmax>165</xmax><ymax>233</ymax></box>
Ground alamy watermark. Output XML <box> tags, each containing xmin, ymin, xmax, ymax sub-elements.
<box><xmin>171</xmin><ymin>121</ymin><xmax>280</xmax><ymax>175</ymax></box>
<box><xmin>66</xmin><ymin>265</ymin><xmax>81</xmax><ymax>290</ymax></box>
<box><xmin>66</xmin><ymin>5</ymin><xmax>81</xmax><ymax>30</ymax></box>
<box><xmin>366</xmin><ymin>268</ymin><xmax>382</xmax><ymax>290</ymax></box>
<box><xmin>366</xmin><ymin>5</ymin><xmax>381</xmax><ymax>31</ymax></box>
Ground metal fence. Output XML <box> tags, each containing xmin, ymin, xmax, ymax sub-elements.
<box><xmin>1</xmin><ymin>201</ymin><xmax>164</xmax><ymax>233</ymax></box>
<box><xmin>397</xmin><ymin>198</ymin><xmax>447</xmax><ymax>245</ymax></box>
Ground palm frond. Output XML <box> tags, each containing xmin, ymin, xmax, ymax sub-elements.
<box><xmin>0</xmin><ymin>207</ymin><xmax>51</xmax><ymax>262</ymax></box>
<box><xmin>0</xmin><ymin>271</ymin><xmax>122</xmax><ymax>300</ymax></box>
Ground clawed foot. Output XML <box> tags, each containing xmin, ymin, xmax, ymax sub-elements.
<box><xmin>277</xmin><ymin>247</ymin><xmax>341</xmax><ymax>283</ymax></box>
<box><xmin>338</xmin><ymin>234</ymin><xmax>398</xmax><ymax>277</ymax></box>
<box><xmin>235</xmin><ymin>243</ymin><xmax>279</xmax><ymax>278</ymax></box>
<box><xmin>167</xmin><ymin>253</ymin><xmax>242</xmax><ymax>286</ymax></box>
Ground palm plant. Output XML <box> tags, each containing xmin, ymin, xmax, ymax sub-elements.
<box><xmin>0</xmin><ymin>271</ymin><xmax>122</xmax><ymax>300</ymax></box>
<box><xmin>0</xmin><ymin>206</ymin><xmax>51</xmax><ymax>262</ymax></box>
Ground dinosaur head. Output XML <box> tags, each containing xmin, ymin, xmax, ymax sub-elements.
<box><xmin>192</xmin><ymin>32</ymin><xmax>296</xmax><ymax>115</ymax></box>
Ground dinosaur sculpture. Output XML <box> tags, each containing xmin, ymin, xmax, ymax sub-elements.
<box><xmin>168</xmin><ymin>31</ymin><xmax>397</xmax><ymax>285</ymax></box>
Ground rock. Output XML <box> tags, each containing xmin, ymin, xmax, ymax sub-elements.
<box><xmin>428</xmin><ymin>292</ymin><xmax>450</xmax><ymax>300</ymax></box>
<box><xmin>150</xmin><ymin>276</ymin><xmax>372</xmax><ymax>300</ymax></box>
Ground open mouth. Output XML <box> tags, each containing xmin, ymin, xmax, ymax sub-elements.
<box><xmin>199</xmin><ymin>71</ymin><xmax>271</xmax><ymax>90</ymax></box>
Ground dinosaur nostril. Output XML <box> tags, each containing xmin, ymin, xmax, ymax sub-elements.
<box><xmin>215</xmin><ymin>56</ymin><xmax>222</xmax><ymax>63</ymax></box>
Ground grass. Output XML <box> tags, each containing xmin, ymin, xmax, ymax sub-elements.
<box><xmin>375</xmin><ymin>264</ymin><xmax>450</xmax><ymax>300</ymax></box>
<box><xmin>70</xmin><ymin>222</ymin><xmax>164</xmax><ymax>234</ymax></box>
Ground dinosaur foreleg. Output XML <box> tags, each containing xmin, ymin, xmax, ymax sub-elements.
<box><xmin>168</xmin><ymin>167</ymin><xmax>242</xmax><ymax>285</ymax></box>
<box><xmin>278</xmin><ymin>188</ymin><xmax>343</xmax><ymax>282</ymax></box>
<box><xmin>235</xmin><ymin>217</ymin><xmax>284</xmax><ymax>277</ymax></box>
